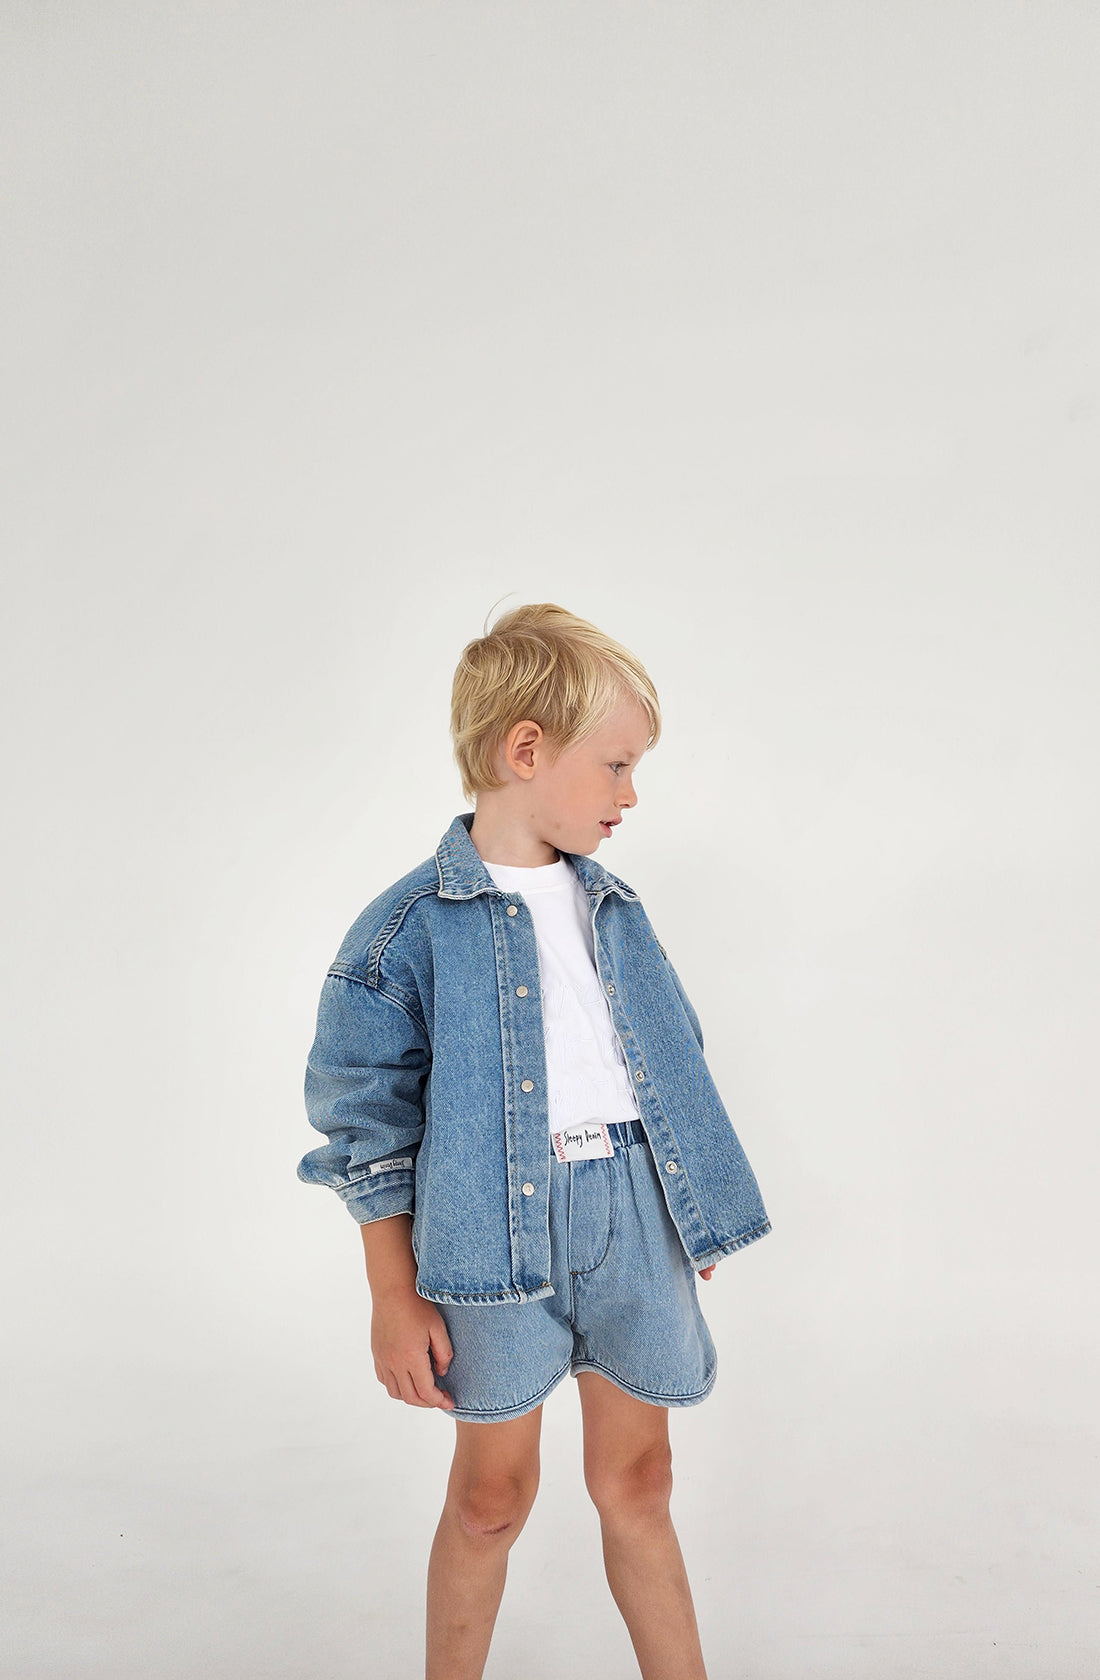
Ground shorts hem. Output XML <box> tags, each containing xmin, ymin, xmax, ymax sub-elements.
<box><xmin>444</xmin><ymin>1356</ymin><xmax>573</xmax><ymax>1423</ymax></box>
<box><xmin>569</xmin><ymin>1354</ymin><xmax>718</xmax><ymax>1408</ymax></box>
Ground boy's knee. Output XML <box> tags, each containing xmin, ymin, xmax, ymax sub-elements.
<box><xmin>585</xmin><ymin>1442</ymin><xmax>674</xmax><ymax>1522</ymax></box>
<box><xmin>454</xmin><ymin>1471</ymin><xmax>538</xmax><ymax>1541</ymax></box>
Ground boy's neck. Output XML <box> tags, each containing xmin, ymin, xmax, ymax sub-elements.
<box><xmin>469</xmin><ymin>809</ymin><xmax>562</xmax><ymax>869</ymax></box>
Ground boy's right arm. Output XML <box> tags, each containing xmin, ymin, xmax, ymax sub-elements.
<box><xmin>360</xmin><ymin>1213</ymin><xmax>456</xmax><ymax>1411</ymax></box>
<box><xmin>299</xmin><ymin>970</ymin><xmax>455</xmax><ymax>1411</ymax></box>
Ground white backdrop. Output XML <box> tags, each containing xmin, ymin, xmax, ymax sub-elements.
<box><xmin>3</xmin><ymin>3</ymin><xmax>1098</xmax><ymax>1676</ymax></box>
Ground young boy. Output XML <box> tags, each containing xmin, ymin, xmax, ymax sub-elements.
<box><xmin>298</xmin><ymin>601</ymin><xmax>771</xmax><ymax>1680</ymax></box>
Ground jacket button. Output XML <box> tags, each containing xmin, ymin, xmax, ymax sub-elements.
<box><xmin>521</xmin><ymin>1079</ymin><xmax>534</xmax><ymax>1092</ymax></box>
<box><xmin>506</xmin><ymin>904</ymin><xmax>518</xmax><ymax>916</ymax></box>
<box><xmin>666</xmin><ymin>1161</ymin><xmax>679</xmax><ymax>1173</ymax></box>
<box><xmin>516</xmin><ymin>985</ymin><xmax>528</xmax><ymax>996</ymax></box>
<box><xmin>635</xmin><ymin>1069</ymin><xmax>645</xmax><ymax>1081</ymax></box>
<box><xmin>606</xmin><ymin>984</ymin><xmax>615</xmax><ymax>994</ymax></box>
<box><xmin>521</xmin><ymin>1182</ymin><xmax>535</xmax><ymax>1195</ymax></box>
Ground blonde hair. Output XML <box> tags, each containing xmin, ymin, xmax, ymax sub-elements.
<box><xmin>450</xmin><ymin>601</ymin><xmax>662</xmax><ymax>802</ymax></box>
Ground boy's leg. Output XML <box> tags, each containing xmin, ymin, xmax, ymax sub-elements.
<box><xmin>577</xmin><ymin>1371</ymin><xmax>709</xmax><ymax>1680</ymax></box>
<box><xmin>425</xmin><ymin>1406</ymin><xmax>543</xmax><ymax>1680</ymax></box>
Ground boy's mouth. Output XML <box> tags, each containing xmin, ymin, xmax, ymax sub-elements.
<box><xmin>599</xmin><ymin>819</ymin><xmax>621</xmax><ymax>837</ymax></box>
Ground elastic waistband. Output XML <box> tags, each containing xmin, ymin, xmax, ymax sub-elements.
<box><xmin>548</xmin><ymin>1119</ymin><xmax>647</xmax><ymax>1162</ymax></box>
<box><xmin>604</xmin><ymin>1118</ymin><xmax>647</xmax><ymax>1149</ymax></box>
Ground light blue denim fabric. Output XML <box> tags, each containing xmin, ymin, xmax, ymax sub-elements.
<box><xmin>431</xmin><ymin>1118</ymin><xmax>718</xmax><ymax>1422</ymax></box>
<box><xmin>298</xmin><ymin>811</ymin><xmax>771</xmax><ymax>1305</ymax></box>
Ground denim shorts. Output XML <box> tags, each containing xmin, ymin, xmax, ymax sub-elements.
<box><xmin>431</xmin><ymin>1119</ymin><xmax>718</xmax><ymax>1423</ymax></box>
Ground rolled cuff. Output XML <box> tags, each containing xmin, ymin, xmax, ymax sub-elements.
<box><xmin>335</xmin><ymin>1171</ymin><xmax>416</xmax><ymax>1225</ymax></box>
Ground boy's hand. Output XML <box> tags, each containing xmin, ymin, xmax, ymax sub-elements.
<box><xmin>698</xmin><ymin>1264</ymin><xmax>716</xmax><ymax>1281</ymax></box>
<box><xmin>371</xmin><ymin>1289</ymin><xmax>456</xmax><ymax>1410</ymax></box>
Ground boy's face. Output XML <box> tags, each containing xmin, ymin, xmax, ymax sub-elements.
<box><xmin>524</xmin><ymin>695</ymin><xmax>650</xmax><ymax>857</ymax></box>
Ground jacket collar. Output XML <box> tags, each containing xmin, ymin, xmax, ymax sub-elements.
<box><xmin>435</xmin><ymin>811</ymin><xmax>639</xmax><ymax>903</ymax></box>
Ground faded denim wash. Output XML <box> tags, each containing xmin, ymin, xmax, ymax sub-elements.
<box><xmin>298</xmin><ymin>811</ymin><xmax>771</xmax><ymax>1305</ymax></box>
<box><xmin>431</xmin><ymin>1118</ymin><xmax>719</xmax><ymax>1422</ymax></box>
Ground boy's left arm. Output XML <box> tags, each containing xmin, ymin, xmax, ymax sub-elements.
<box><xmin>665</xmin><ymin>956</ymin><xmax>705</xmax><ymax>1053</ymax></box>
<box><xmin>656</xmin><ymin>942</ymin><xmax>714</xmax><ymax>1277</ymax></box>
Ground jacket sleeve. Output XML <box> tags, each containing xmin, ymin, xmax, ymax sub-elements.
<box><xmin>665</xmin><ymin>954</ymin><xmax>705</xmax><ymax>1054</ymax></box>
<box><xmin>298</xmin><ymin>972</ymin><xmax>430</xmax><ymax>1225</ymax></box>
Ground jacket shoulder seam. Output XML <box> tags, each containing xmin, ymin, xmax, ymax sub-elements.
<box><xmin>333</xmin><ymin>878</ymin><xmax>438</xmax><ymax>973</ymax></box>
<box><xmin>324</xmin><ymin>965</ymin><xmax>428</xmax><ymax>1035</ymax></box>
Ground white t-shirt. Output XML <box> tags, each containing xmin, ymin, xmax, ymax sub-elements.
<box><xmin>482</xmin><ymin>853</ymin><xmax>642</xmax><ymax>1131</ymax></box>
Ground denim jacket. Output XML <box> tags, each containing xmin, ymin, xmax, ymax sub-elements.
<box><xmin>298</xmin><ymin>812</ymin><xmax>771</xmax><ymax>1305</ymax></box>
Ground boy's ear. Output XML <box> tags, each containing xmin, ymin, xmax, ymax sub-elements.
<box><xmin>505</xmin><ymin>719</ymin><xmax>544</xmax><ymax>780</ymax></box>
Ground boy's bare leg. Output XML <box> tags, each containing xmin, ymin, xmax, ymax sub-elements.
<box><xmin>577</xmin><ymin>1371</ymin><xmax>709</xmax><ymax>1680</ymax></box>
<box><xmin>425</xmin><ymin>1406</ymin><xmax>543</xmax><ymax>1680</ymax></box>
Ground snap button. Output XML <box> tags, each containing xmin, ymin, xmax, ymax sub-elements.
<box><xmin>521</xmin><ymin>1182</ymin><xmax>535</xmax><ymax>1195</ymax></box>
<box><xmin>666</xmin><ymin>1161</ymin><xmax>678</xmax><ymax>1173</ymax></box>
<box><xmin>635</xmin><ymin>1069</ymin><xmax>645</xmax><ymax>1081</ymax></box>
<box><xmin>516</xmin><ymin>985</ymin><xmax>528</xmax><ymax>996</ymax></box>
<box><xmin>521</xmin><ymin>1079</ymin><xmax>534</xmax><ymax>1092</ymax></box>
<box><xmin>506</xmin><ymin>904</ymin><xmax>518</xmax><ymax>916</ymax></box>
<box><xmin>606</xmin><ymin>983</ymin><xmax>615</xmax><ymax>994</ymax></box>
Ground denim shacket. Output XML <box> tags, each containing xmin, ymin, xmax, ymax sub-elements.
<box><xmin>298</xmin><ymin>811</ymin><xmax>771</xmax><ymax>1305</ymax></box>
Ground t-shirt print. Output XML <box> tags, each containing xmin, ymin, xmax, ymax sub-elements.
<box><xmin>539</xmin><ymin>966</ymin><xmax>640</xmax><ymax>1129</ymax></box>
<box><xmin>481</xmin><ymin>853</ymin><xmax>642</xmax><ymax>1130</ymax></box>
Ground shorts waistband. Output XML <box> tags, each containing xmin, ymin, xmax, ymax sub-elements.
<box><xmin>604</xmin><ymin>1118</ymin><xmax>647</xmax><ymax>1148</ymax></box>
<box><xmin>548</xmin><ymin>1119</ymin><xmax>647</xmax><ymax>1161</ymax></box>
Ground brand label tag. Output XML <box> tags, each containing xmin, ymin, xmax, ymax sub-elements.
<box><xmin>368</xmin><ymin>1155</ymin><xmax>415</xmax><ymax>1175</ymax></box>
<box><xmin>551</xmin><ymin>1123</ymin><xmax>614</xmax><ymax>1163</ymax></box>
